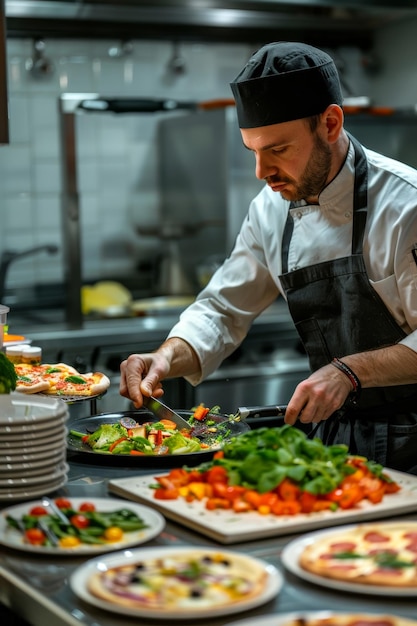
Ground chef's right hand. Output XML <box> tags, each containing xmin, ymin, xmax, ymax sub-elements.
<box><xmin>119</xmin><ymin>352</ymin><xmax>169</xmax><ymax>408</ymax></box>
<box><xmin>284</xmin><ymin>361</ymin><xmax>353</xmax><ymax>426</ymax></box>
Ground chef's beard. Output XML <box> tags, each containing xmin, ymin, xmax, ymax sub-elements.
<box><xmin>269</xmin><ymin>132</ymin><xmax>332</xmax><ymax>203</ymax></box>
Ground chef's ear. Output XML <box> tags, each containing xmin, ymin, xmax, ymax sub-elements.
<box><xmin>322</xmin><ymin>104</ymin><xmax>344</xmax><ymax>143</ymax></box>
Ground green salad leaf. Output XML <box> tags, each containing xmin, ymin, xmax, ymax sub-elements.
<box><xmin>202</xmin><ymin>425</ymin><xmax>354</xmax><ymax>494</ymax></box>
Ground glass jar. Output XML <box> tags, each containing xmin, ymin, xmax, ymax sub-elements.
<box><xmin>21</xmin><ymin>346</ymin><xmax>42</xmax><ymax>365</ymax></box>
<box><xmin>5</xmin><ymin>345</ymin><xmax>23</xmax><ymax>364</ymax></box>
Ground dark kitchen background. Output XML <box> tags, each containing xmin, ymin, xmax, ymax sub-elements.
<box><xmin>1</xmin><ymin>1</ymin><xmax>417</xmax><ymax>299</ymax></box>
<box><xmin>1</xmin><ymin>1</ymin><xmax>417</xmax><ymax>414</ymax></box>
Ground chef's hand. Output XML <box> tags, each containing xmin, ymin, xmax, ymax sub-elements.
<box><xmin>119</xmin><ymin>352</ymin><xmax>168</xmax><ymax>408</ymax></box>
<box><xmin>284</xmin><ymin>362</ymin><xmax>354</xmax><ymax>426</ymax></box>
<box><xmin>119</xmin><ymin>337</ymin><xmax>201</xmax><ymax>408</ymax></box>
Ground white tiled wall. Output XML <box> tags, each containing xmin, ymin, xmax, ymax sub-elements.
<box><xmin>2</xmin><ymin>31</ymin><xmax>414</xmax><ymax>296</ymax></box>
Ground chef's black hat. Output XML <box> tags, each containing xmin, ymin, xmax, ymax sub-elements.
<box><xmin>230</xmin><ymin>41</ymin><xmax>343</xmax><ymax>128</ymax></box>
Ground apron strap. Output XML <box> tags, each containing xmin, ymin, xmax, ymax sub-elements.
<box><xmin>281</xmin><ymin>209</ymin><xmax>294</xmax><ymax>274</ymax></box>
<box><xmin>349</xmin><ymin>133</ymin><xmax>369</xmax><ymax>256</ymax></box>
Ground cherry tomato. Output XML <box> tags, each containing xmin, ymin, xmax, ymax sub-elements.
<box><xmin>69</xmin><ymin>514</ymin><xmax>90</xmax><ymax>529</ymax></box>
<box><xmin>24</xmin><ymin>528</ymin><xmax>46</xmax><ymax>545</ymax></box>
<box><xmin>54</xmin><ymin>498</ymin><xmax>72</xmax><ymax>509</ymax></box>
<box><xmin>78</xmin><ymin>502</ymin><xmax>96</xmax><ymax>512</ymax></box>
<box><xmin>29</xmin><ymin>506</ymin><xmax>48</xmax><ymax>516</ymax></box>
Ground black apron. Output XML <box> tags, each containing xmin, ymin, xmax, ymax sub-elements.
<box><xmin>279</xmin><ymin>135</ymin><xmax>417</xmax><ymax>473</ymax></box>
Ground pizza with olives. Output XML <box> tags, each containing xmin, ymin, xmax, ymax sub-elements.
<box><xmin>87</xmin><ymin>549</ymin><xmax>269</xmax><ymax>612</ymax></box>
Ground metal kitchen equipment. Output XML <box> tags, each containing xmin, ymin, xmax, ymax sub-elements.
<box><xmin>137</xmin><ymin>221</ymin><xmax>225</xmax><ymax>296</ymax></box>
<box><xmin>59</xmin><ymin>92</ymin><xmax>417</xmax><ymax>329</ymax></box>
<box><xmin>58</xmin><ymin>94</ymin><xmax>235</xmax><ymax>329</ymax></box>
<box><xmin>6</xmin><ymin>1</ymin><xmax>417</xmax><ymax>49</ymax></box>
<box><xmin>0</xmin><ymin>245</ymin><xmax>58</xmax><ymax>304</ymax></box>
<box><xmin>236</xmin><ymin>404</ymin><xmax>287</xmax><ymax>420</ymax></box>
<box><xmin>156</xmin><ymin>107</ymin><xmax>264</xmax><ymax>258</ymax></box>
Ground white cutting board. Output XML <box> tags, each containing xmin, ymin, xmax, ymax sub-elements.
<box><xmin>108</xmin><ymin>468</ymin><xmax>417</xmax><ymax>544</ymax></box>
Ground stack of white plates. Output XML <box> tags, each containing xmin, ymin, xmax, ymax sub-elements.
<box><xmin>0</xmin><ymin>392</ymin><xmax>69</xmax><ymax>502</ymax></box>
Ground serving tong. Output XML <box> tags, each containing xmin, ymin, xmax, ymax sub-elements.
<box><xmin>34</xmin><ymin>497</ymin><xmax>72</xmax><ymax>546</ymax></box>
<box><xmin>14</xmin><ymin>507</ymin><xmax>60</xmax><ymax>547</ymax></box>
<box><xmin>36</xmin><ymin>518</ymin><xmax>59</xmax><ymax>547</ymax></box>
<box><xmin>42</xmin><ymin>497</ymin><xmax>71</xmax><ymax>525</ymax></box>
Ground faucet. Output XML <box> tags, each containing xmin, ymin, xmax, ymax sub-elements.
<box><xmin>0</xmin><ymin>245</ymin><xmax>59</xmax><ymax>303</ymax></box>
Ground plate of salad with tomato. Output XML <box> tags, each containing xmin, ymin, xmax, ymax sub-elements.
<box><xmin>0</xmin><ymin>497</ymin><xmax>165</xmax><ymax>554</ymax></box>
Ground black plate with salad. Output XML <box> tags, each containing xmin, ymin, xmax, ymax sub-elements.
<box><xmin>67</xmin><ymin>408</ymin><xmax>250</xmax><ymax>468</ymax></box>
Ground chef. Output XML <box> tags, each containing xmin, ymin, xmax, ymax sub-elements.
<box><xmin>120</xmin><ymin>41</ymin><xmax>417</xmax><ymax>474</ymax></box>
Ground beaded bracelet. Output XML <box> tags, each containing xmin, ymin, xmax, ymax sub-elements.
<box><xmin>331</xmin><ymin>357</ymin><xmax>362</xmax><ymax>404</ymax></box>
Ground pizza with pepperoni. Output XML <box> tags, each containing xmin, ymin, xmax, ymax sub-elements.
<box><xmin>299</xmin><ymin>522</ymin><xmax>417</xmax><ymax>588</ymax></box>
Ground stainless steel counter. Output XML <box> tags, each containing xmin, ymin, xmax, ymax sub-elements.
<box><xmin>7</xmin><ymin>300</ymin><xmax>310</xmax><ymax>417</ymax></box>
<box><xmin>1</xmin><ymin>452</ymin><xmax>417</xmax><ymax>626</ymax></box>
<box><xmin>8</xmin><ymin>301</ymin><xmax>297</xmax><ymax>356</ymax></box>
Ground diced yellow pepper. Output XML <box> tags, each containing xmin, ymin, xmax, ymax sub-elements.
<box><xmin>188</xmin><ymin>481</ymin><xmax>209</xmax><ymax>500</ymax></box>
<box><xmin>257</xmin><ymin>505</ymin><xmax>271</xmax><ymax>515</ymax></box>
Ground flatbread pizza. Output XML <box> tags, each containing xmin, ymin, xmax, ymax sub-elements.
<box><xmin>15</xmin><ymin>362</ymin><xmax>110</xmax><ymax>397</ymax></box>
<box><xmin>87</xmin><ymin>549</ymin><xmax>268</xmax><ymax>612</ymax></box>
<box><xmin>299</xmin><ymin>522</ymin><xmax>417</xmax><ymax>588</ymax></box>
<box><xmin>14</xmin><ymin>365</ymin><xmax>50</xmax><ymax>394</ymax></box>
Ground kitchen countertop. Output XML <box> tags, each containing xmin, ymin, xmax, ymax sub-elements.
<box><xmin>1</xmin><ymin>449</ymin><xmax>417</xmax><ymax>626</ymax></box>
<box><xmin>7</xmin><ymin>300</ymin><xmax>297</xmax><ymax>355</ymax></box>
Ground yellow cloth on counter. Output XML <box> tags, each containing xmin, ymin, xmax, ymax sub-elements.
<box><xmin>81</xmin><ymin>281</ymin><xmax>132</xmax><ymax>315</ymax></box>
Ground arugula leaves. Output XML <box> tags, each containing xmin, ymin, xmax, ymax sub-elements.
<box><xmin>202</xmin><ymin>425</ymin><xmax>355</xmax><ymax>494</ymax></box>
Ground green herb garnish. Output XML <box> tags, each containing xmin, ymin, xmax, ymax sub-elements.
<box><xmin>64</xmin><ymin>375</ymin><xmax>87</xmax><ymax>384</ymax></box>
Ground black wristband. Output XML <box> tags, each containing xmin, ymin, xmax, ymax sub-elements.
<box><xmin>331</xmin><ymin>357</ymin><xmax>362</xmax><ymax>404</ymax></box>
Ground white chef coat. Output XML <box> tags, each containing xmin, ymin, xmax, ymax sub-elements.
<box><xmin>168</xmin><ymin>140</ymin><xmax>417</xmax><ymax>385</ymax></box>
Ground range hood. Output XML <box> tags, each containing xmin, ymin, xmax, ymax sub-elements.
<box><xmin>5</xmin><ymin>1</ymin><xmax>417</xmax><ymax>47</ymax></box>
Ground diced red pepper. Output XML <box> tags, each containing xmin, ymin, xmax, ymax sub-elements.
<box><xmin>205</xmin><ymin>497</ymin><xmax>231</xmax><ymax>510</ymax></box>
<box><xmin>154</xmin><ymin>487</ymin><xmax>179</xmax><ymax>500</ymax></box>
<box><xmin>155</xmin><ymin>429</ymin><xmax>163</xmax><ymax>446</ymax></box>
<box><xmin>109</xmin><ymin>437</ymin><xmax>128</xmax><ymax>453</ymax></box>
<box><xmin>299</xmin><ymin>491</ymin><xmax>318</xmax><ymax>513</ymax></box>
<box><xmin>192</xmin><ymin>405</ymin><xmax>210</xmax><ymax>421</ymax></box>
